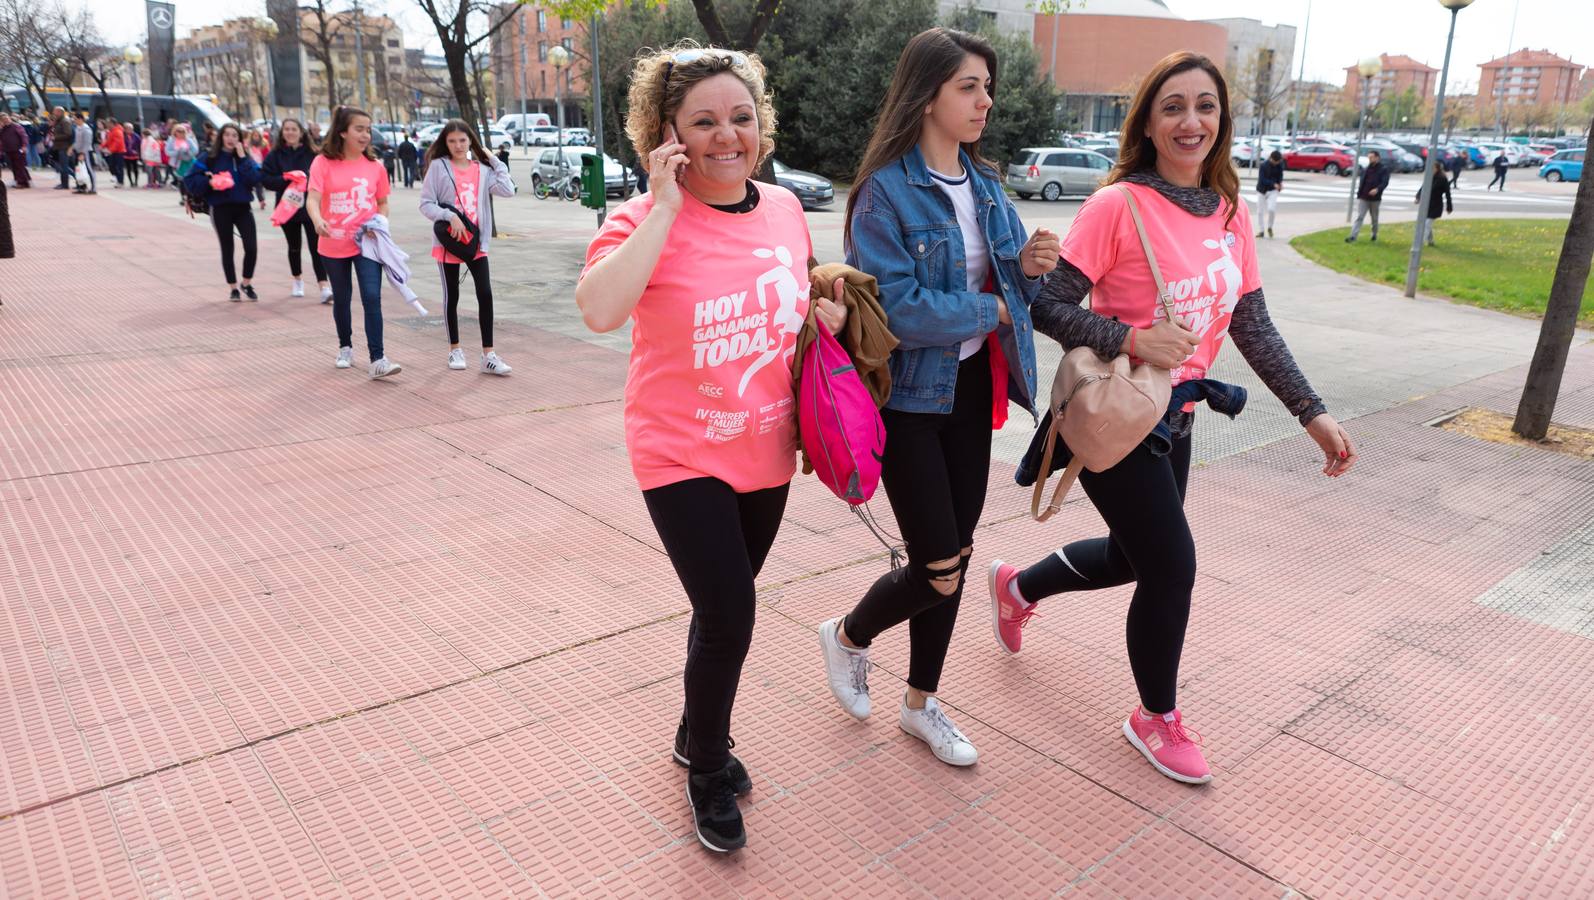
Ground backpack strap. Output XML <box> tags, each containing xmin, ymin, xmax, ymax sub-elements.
<box><xmin>1030</xmin><ymin>426</ymin><xmax>1086</xmax><ymax>522</ymax></box>
<box><xmin>1113</xmin><ymin>184</ymin><xmax>1177</xmax><ymax>322</ymax></box>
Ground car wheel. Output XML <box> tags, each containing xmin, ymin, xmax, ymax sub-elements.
<box><xmin>1323</xmin><ymin>162</ymin><xmax>1340</xmax><ymax>176</ymax></box>
<box><xmin>1016</xmin><ymin>192</ymin><xmax>1032</xmax><ymax>200</ymax></box>
<box><xmin>1546</xmin><ymin>170</ymin><xmax>1563</xmax><ymax>182</ymax></box>
<box><xmin>1041</xmin><ymin>181</ymin><xmax>1063</xmax><ymax>202</ymax></box>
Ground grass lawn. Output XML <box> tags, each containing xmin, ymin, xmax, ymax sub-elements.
<box><xmin>1291</xmin><ymin>218</ymin><xmax>1594</xmax><ymax>325</ymax></box>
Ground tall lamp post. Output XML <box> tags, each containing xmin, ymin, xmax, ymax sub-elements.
<box><xmin>256</xmin><ymin>18</ymin><xmax>279</xmax><ymax>125</ymax></box>
<box><xmin>123</xmin><ymin>46</ymin><xmax>145</xmax><ymax>128</ymax></box>
<box><xmin>1288</xmin><ymin>0</ymin><xmax>1312</xmax><ymax>141</ymax></box>
<box><xmin>1405</xmin><ymin>0</ymin><xmax>1474</xmax><ymax>298</ymax></box>
<box><xmin>240</xmin><ymin>70</ymin><xmax>255</xmax><ymax>122</ymax></box>
<box><xmin>1347</xmin><ymin>56</ymin><xmax>1380</xmax><ymax>222</ymax></box>
<box><xmin>549</xmin><ymin>44</ymin><xmax>570</xmax><ymax>177</ymax></box>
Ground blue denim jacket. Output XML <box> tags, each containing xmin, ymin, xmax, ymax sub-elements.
<box><xmin>846</xmin><ymin>145</ymin><xmax>1041</xmax><ymax>415</ymax></box>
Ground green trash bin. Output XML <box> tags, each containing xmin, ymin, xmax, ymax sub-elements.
<box><xmin>580</xmin><ymin>153</ymin><xmax>606</xmax><ymax>210</ymax></box>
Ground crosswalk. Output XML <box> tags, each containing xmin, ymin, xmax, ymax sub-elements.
<box><xmin>1257</xmin><ymin>178</ymin><xmax>1573</xmax><ymax>207</ymax></box>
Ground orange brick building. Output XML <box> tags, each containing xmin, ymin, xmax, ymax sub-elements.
<box><xmin>1342</xmin><ymin>54</ymin><xmax>1437</xmax><ymax>105</ymax></box>
<box><xmin>1478</xmin><ymin>48</ymin><xmax>1587</xmax><ymax>110</ymax></box>
<box><xmin>490</xmin><ymin>3</ymin><xmax>590</xmax><ymax>126</ymax></box>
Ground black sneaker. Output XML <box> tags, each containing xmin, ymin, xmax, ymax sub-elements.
<box><xmin>1370</xmin><ymin>235</ymin><xmax>1378</xmax><ymax>243</ymax></box>
<box><xmin>241</xmin><ymin>284</ymin><xmax>258</xmax><ymax>301</ymax></box>
<box><xmin>673</xmin><ymin>715</ymin><xmax>752</xmax><ymax>796</ymax></box>
<box><xmin>686</xmin><ymin>766</ymin><xmax>746</xmax><ymax>853</ymax></box>
<box><xmin>228</xmin><ymin>288</ymin><xmax>242</xmax><ymax>302</ymax></box>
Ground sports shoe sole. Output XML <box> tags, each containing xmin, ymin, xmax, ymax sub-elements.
<box><xmin>683</xmin><ymin>785</ymin><xmax>745</xmax><ymax>853</ymax></box>
<box><xmin>1121</xmin><ymin>718</ymin><xmax>1212</xmax><ymax>785</ymax></box>
<box><xmin>988</xmin><ymin>560</ymin><xmax>1018</xmax><ymax>656</ymax></box>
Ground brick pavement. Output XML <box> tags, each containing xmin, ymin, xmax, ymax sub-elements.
<box><xmin>2</xmin><ymin>186</ymin><xmax>1593</xmax><ymax>898</ymax></box>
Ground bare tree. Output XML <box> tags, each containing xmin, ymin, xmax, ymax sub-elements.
<box><xmin>687</xmin><ymin>0</ymin><xmax>781</xmax><ymax>50</ymax></box>
<box><xmin>302</xmin><ymin>0</ymin><xmax>343</xmax><ymax>114</ymax></box>
<box><xmin>0</xmin><ymin>0</ymin><xmax>68</xmax><ymax>112</ymax></box>
<box><xmin>1514</xmin><ymin>118</ymin><xmax>1594</xmax><ymax>440</ymax></box>
<box><xmin>57</xmin><ymin>4</ymin><xmax>118</xmax><ymax>117</ymax></box>
<box><xmin>1231</xmin><ymin>47</ymin><xmax>1292</xmax><ymax>140</ymax></box>
<box><xmin>409</xmin><ymin>0</ymin><xmax>525</xmax><ymax>138</ymax></box>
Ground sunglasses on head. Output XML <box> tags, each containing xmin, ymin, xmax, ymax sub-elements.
<box><xmin>663</xmin><ymin>48</ymin><xmax>749</xmax><ymax>85</ymax></box>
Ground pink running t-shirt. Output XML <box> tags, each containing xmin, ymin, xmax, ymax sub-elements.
<box><xmin>582</xmin><ymin>183</ymin><xmax>813</xmax><ymax>493</ymax></box>
<box><xmin>307</xmin><ymin>155</ymin><xmax>390</xmax><ymax>258</ymax></box>
<box><xmin>432</xmin><ymin>161</ymin><xmax>486</xmax><ymax>264</ymax></box>
<box><xmin>1062</xmin><ymin>182</ymin><xmax>1261</xmax><ymax>388</ymax></box>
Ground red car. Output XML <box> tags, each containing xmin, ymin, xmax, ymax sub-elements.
<box><xmin>1284</xmin><ymin>143</ymin><xmax>1355</xmax><ymax>176</ymax></box>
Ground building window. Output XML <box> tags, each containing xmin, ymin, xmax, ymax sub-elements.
<box><xmin>561</xmin><ymin>37</ymin><xmax>573</xmax><ymax>52</ymax></box>
<box><xmin>538</xmin><ymin>41</ymin><xmax>547</xmax><ymax>62</ymax></box>
<box><xmin>562</xmin><ymin>16</ymin><xmax>573</xmax><ymax>28</ymax></box>
<box><xmin>387</xmin><ymin>39</ymin><xmax>399</xmax><ymax>48</ymax></box>
<box><xmin>537</xmin><ymin>10</ymin><xmax>546</xmax><ymax>31</ymax></box>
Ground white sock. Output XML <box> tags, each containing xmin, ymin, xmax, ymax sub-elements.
<box><xmin>1006</xmin><ymin>579</ymin><xmax>1032</xmax><ymax>609</ymax></box>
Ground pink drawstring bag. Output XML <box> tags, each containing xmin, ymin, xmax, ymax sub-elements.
<box><xmin>270</xmin><ymin>170</ymin><xmax>307</xmax><ymax>227</ymax></box>
<box><xmin>798</xmin><ymin>325</ymin><xmax>885</xmax><ymax>505</ymax></box>
<box><xmin>208</xmin><ymin>169</ymin><xmax>234</xmax><ymax>191</ymax></box>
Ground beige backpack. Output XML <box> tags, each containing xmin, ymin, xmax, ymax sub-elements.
<box><xmin>1031</xmin><ymin>184</ymin><xmax>1178</xmax><ymax>522</ymax></box>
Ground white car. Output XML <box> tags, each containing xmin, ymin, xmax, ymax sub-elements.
<box><xmin>412</xmin><ymin>123</ymin><xmax>511</xmax><ymax>151</ymax></box>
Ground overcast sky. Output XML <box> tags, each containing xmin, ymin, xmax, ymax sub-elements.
<box><xmin>77</xmin><ymin>0</ymin><xmax>1586</xmax><ymax>92</ymax></box>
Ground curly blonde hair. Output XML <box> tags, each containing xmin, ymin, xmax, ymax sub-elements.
<box><xmin>624</xmin><ymin>41</ymin><xmax>777</xmax><ymax>166</ymax></box>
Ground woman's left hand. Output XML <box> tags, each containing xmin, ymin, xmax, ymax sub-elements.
<box><xmin>815</xmin><ymin>277</ymin><xmax>848</xmax><ymax>335</ymax></box>
<box><xmin>1021</xmin><ymin>227</ymin><xmax>1061</xmax><ymax>278</ymax></box>
<box><xmin>1306</xmin><ymin>414</ymin><xmax>1357</xmax><ymax>477</ymax></box>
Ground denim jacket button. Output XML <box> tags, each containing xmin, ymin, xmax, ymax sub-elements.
<box><xmin>917</xmin><ymin>242</ymin><xmax>925</xmax><ymax>253</ymax></box>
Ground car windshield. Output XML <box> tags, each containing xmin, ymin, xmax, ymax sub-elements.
<box><xmin>772</xmin><ymin>160</ymin><xmax>789</xmax><ymax>174</ymax></box>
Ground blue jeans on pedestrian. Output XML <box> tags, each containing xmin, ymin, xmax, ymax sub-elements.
<box><xmin>322</xmin><ymin>253</ymin><xmax>385</xmax><ymax>362</ymax></box>
<box><xmin>26</xmin><ymin>142</ymin><xmax>40</xmax><ymax>168</ymax></box>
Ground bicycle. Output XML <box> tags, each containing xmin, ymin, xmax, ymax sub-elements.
<box><xmin>534</xmin><ymin>168</ymin><xmax>581</xmax><ymax>201</ymax></box>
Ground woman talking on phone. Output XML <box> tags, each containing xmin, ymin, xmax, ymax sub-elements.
<box><xmin>986</xmin><ymin>52</ymin><xmax>1357</xmax><ymax>785</ymax></box>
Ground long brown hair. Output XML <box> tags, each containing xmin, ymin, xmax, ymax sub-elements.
<box><xmin>1108</xmin><ymin>51</ymin><xmax>1240</xmax><ymax>227</ymax></box>
<box><xmin>206</xmin><ymin>123</ymin><xmax>244</xmax><ymax>161</ymax></box>
<box><xmin>273</xmin><ymin>118</ymin><xmax>317</xmax><ymax>154</ymax></box>
<box><xmin>844</xmin><ymin>27</ymin><xmax>1000</xmax><ymax>252</ymax></box>
<box><xmin>424</xmin><ymin>119</ymin><xmax>493</xmax><ymax>167</ymax></box>
<box><xmin>320</xmin><ymin>106</ymin><xmax>377</xmax><ymax>161</ymax></box>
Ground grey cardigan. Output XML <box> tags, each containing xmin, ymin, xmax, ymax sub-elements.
<box><xmin>418</xmin><ymin>156</ymin><xmax>516</xmax><ymax>255</ymax></box>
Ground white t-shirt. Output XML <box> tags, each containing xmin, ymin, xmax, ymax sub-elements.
<box><xmin>929</xmin><ymin>167</ymin><xmax>992</xmax><ymax>360</ymax></box>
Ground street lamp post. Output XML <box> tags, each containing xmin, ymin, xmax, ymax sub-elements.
<box><xmin>1405</xmin><ymin>0</ymin><xmax>1474</xmax><ymax>298</ymax></box>
<box><xmin>1347</xmin><ymin>56</ymin><xmax>1380</xmax><ymax>222</ymax></box>
<box><xmin>1288</xmin><ymin>0</ymin><xmax>1312</xmax><ymax>141</ymax></box>
<box><xmin>549</xmin><ymin>44</ymin><xmax>570</xmax><ymax>177</ymax></box>
<box><xmin>257</xmin><ymin>18</ymin><xmax>279</xmax><ymax>126</ymax></box>
<box><xmin>123</xmin><ymin>46</ymin><xmax>145</xmax><ymax>128</ymax></box>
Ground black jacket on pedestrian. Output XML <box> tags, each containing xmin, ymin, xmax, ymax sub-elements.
<box><xmin>398</xmin><ymin>139</ymin><xmax>417</xmax><ymax>164</ymax></box>
<box><xmin>1493</xmin><ymin>155</ymin><xmax>1509</xmax><ymax>174</ymax></box>
<box><xmin>1256</xmin><ymin>159</ymin><xmax>1284</xmax><ymax>193</ymax></box>
<box><xmin>1357</xmin><ymin>161</ymin><xmax>1389</xmax><ymax>201</ymax></box>
<box><xmin>260</xmin><ymin>143</ymin><xmax>316</xmax><ymax>222</ymax></box>
<box><xmin>1420</xmin><ymin>174</ymin><xmax>1453</xmax><ymax>219</ymax></box>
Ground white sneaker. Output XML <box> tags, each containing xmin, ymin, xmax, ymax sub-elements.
<box><xmin>369</xmin><ymin>357</ymin><xmax>402</xmax><ymax>379</ymax></box>
<box><xmin>320</xmin><ymin>286</ymin><xmax>334</xmax><ymax>304</ymax></box>
<box><xmin>818</xmin><ymin>617</ymin><xmax>871</xmax><ymax>720</ymax></box>
<box><xmin>291</xmin><ymin>280</ymin><xmax>305</xmax><ymax>297</ymax></box>
<box><xmin>481</xmin><ymin>351</ymin><xmax>512</xmax><ymax>376</ymax></box>
<box><xmin>447</xmin><ymin>348</ymin><xmax>467</xmax><ymax>370</ymax></box>
<box><xmin>334</xmin><ymin>347</ymin><xmax>353</xmax><ymax>369</ymax></box>
<box><xmin>899</xmin><ymin>697</ymin><xmax>978</xmax><ymax>767</ymax></box>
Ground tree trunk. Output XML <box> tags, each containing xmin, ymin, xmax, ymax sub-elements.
<box><xmin>444</xmin><ymin>45</ymin><xmax>478</xmax><ymax>138</ymax></box>
<box><xmin>1513</xmin><ymin>118</ymin><xmax>1594</xmax><ymax>440</ymax></box>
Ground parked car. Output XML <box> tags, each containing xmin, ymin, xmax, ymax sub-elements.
<box><xmin>1475</xmin><ymin>142</ymin><xmax>1530</xmax><ymax>168</ymax></box>
<box><xmin>1283</xmin><ymin>143</ymin><xmax>1354</xmax><ymax>175</ymax></box>
<box><xmin>1005</xmin><ymin>147</ymin><xmax>1112</xmax><ymax>200</ymax></box>
<box><xmin>1355</xmin><ymin>141</ymin><xmax>1423</xmax><ymax>173</ymax></box>
<box><xmin>1231</xmin><ymin>140</ymin><xmax>1259</xmax><ymax>168</ymax></box>
<box><xmin>772</xmin><ymin>159</ymin><xmax>834</xmax><ymax>209</ymax></box>
<box><xmin>562</xmin><ymin>127</ymin><xmax>593</xmax><ymax>146</ymax></box>
<box><xmin>1539</xmin><ymin>149</ymin><xmax>1584</xmax><ymax>182</ymax></box>
<box><xmin>532</xmin><ymin>145</ymin><xmax>634</xmax><ymax>198</ymax></box>
<box><xmin>524</xmin><ymin>125</ymin><xmax>563</xmax><ymax>146</ymax></box>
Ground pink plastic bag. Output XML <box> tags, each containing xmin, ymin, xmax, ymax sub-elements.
<box><xmin>798</xmin><ymin>325</ymin><xmax>884</xmax><ymax>505</ymax></box>
<box><xmin>208</xmin><ymin>169</ymin><xmax>234</xmax><ymax>191</ymax></box>
<box><xmin>270</xmin><ymin>170</ymin><xmax>307</xmax><ymax>227</ymax></box>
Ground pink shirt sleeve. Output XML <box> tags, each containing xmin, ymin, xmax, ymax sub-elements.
<box><xmin>580</xmin><ymin>197</ymin><xmax>647</xmax><ymax>278</ymax></box>
<box><xmin>1059</xmin><ymin>187</ymin><xmax>1127</xmax><ymax>283</ymax></box>
<box><xmin>375</xmin><ymin>161</ymin><xmax>391</xmax><ymax>200</ymax></box>
<box><xmin>306</xmin><ymin>155</ymin><xmax>326</xmax><ymax>195</ymax></box>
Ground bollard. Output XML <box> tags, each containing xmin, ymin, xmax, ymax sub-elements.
<box><xmin>0</xmin><ymin>179</ymin><xmax>13</xmax><ymax>260</ymax></box>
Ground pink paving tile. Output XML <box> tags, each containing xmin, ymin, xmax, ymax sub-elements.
<box><xmin>0</xmin><ymin>794</ymin><xmax>138</xmax><ymax>898</ymax></box>
<box><xmin>979</xmin><ymin>763</ymin><xmax>1158</xmax><ymax>873</ymax></box>
<box><xmin>426</xmin><ymin>721</ymin><xmax>600</xmax><ymax>823</ymax></box>
<box><xmin>485</xmin><ymin>780</ymin><xmax>673</xmax><ymax>894</ymax></box>
<box><xmin>787</xmin><ymin>744</ymin><xmax>973</xmax><ymax>859</ymax></box>
<box><xmin>290</xmin><ymin>761</ymin><xmax>480</xmax><ymax>879</ymax></box>
<box><xmin>1087</xmin><ymin>821</ymin><xmax>1289</xmax><ymax>899</ymax></box>
<box><xmin>881</xmin><ymin>806</ymin><xmax>1082</xmax><ymax>897</ymax></box>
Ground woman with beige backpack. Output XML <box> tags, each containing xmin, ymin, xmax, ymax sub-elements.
<box><xmin>986</xmin><ymin>51</ymin><xmax>1357</xmax><ymax>785</ymax></box>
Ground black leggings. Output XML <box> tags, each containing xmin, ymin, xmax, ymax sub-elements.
<box><xmin>210</xmin><ymin>203</ymin><xmax>258</xmax><ymax>285</ymax></box>
<box><xmin>843</xmin><ymin>347</ymin><xmax>993</xmax><ymax>694</ymax></box>
<box><xmin>439</xmin><ymin>255</ymin><xmax>494</xmax><ymax>347</ymax></box>
<box><xmin>1016</xmin><ymin>432</ymin><xmax>1195</xmax><ymax>714</ymax></box>
<box><xmin>282</xmin><ymin>218</ymin><xmax>326</xmax><ymax>281</ymax></box>
<box><xmin>643</xmin><ymin>477</ymin><xmax>788</xmax><ymax>775</ymax></box>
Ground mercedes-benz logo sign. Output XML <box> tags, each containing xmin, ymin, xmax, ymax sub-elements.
<box><xmin>149</xmin><ymin>6</ymin><xmax>174</xmax><ymax>29</ymax></box>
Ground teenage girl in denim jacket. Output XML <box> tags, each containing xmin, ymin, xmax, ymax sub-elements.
<box><xmin>816</xmin><ymin>27</ymin><xmax>1059</xmax><ymax>767</ymax></box>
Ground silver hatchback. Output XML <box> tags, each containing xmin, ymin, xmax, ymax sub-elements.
<box><xmin>1006</xmin><ymin>147</ymin><xmax>1113</xmax><ymax>201</ymax></box>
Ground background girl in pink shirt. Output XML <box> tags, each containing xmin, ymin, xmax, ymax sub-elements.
<box><xmin>306</xmin><ymin>106</ymin><xmax>401</xmax><ymax>379</ymax></box>
<box><xmin>987</xmin><ymin>52</ymin><xmax>1358</xmax><ymax>787</ymax></box>
<box><xmin>576</xmin><ymin>43</ymin><xmax>844</xmax><ymax>855</ymax></box>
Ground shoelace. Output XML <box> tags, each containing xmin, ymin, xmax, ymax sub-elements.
<box><xmin>848</xmin><ymin>653</ymin><xmax>871</xmax><ymax>694</ymax></box>
<box><xmin>702</xmin><ymin>771</ymin><xmax>738</xmax><ymax>819</ymax></box>
<box><xmin>1005</xmin><ymin>602</ymin><xmax>1040</xmax><ymax>630</ymax></box>
<box><xmin>920</xmin><ymin>705</ymin><xmax>965</xmax><ymax>747</ymax></box>
<box><xmin>1158</xmin><ymin>715</ymin><xmax>1204</xmax><ymax>747</ymax></box>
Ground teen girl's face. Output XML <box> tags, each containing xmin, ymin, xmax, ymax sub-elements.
<box><xmin>924</xmin><ymin>53</ymin><xmax>992</xmax><ymax>147</ymax></box>
<box><xmin>671</xmin><ymin>72</ymin><xmax>760</xmax><ymax>190</ymax></box>
<box><xmin>281</xmin><ymin>120</ymin><xmax>302</xmax><ymax>146</ymax></box>
<box><xmin>446</xmin><ymin>130</ymin><xmax>471</xmax><ymax>161</ymax></box>
<box><xmin>343</xmin><ymin>115</ymin><xmax>372</xmax><ymax>156</ymax></box>
<box><xmin>222</xmin><ymin>128</ymin><xmax>239</xmax><ymax>151</ymax></box>
<box><xmin>1145</xmin><ymin>68</ymin><xmax>1222</xmax><ymax>178</ymax></box>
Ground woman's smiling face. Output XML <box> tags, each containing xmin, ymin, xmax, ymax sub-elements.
<box><xmin>671</xmin><ymin>72</ymin><xmax>760</xmax><ymax>190</ymax></box>
<box><xmin>1145</xmin><ymin>68</ymin><xmax>1222</xmax><ymax>178</ymax></box>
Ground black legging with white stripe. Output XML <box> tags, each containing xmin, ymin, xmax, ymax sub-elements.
<box><xmin>438</xmin><ymin>255</ymin><xmax>494</xmax><ymax>347</ymax></box>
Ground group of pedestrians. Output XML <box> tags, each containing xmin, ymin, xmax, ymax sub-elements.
<box><xmin>0</xmin><ymin>108</ymin><xmax>213</xmax><ymax>194</ymax></box>
<box><xmin>577</xmin><ymin>33</ymin><xmax>1357</xmax><ymax>854</ymax></box>
<box><xmin>172</xmin><ymin>106</ymin><xmax>513</xmax><ymax>380</ymax></box>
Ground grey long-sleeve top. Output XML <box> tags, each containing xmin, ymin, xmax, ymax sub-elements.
<box><xmin>418</xmin><ymin>156</ymin><xmax>516</xmax><ymax>255</ymax></box>
<box><xmin>1030</xmin><ymin>170</ymin><xmax>1328</xmax><ymax>437</ymax></box>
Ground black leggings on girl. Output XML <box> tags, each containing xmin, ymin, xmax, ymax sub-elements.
<box><xmin>282</xmin><ymin>218</ymin><xmax>327</xmax><ymax>282</ymax></box>
<box><xmin>439</xmin><ymin>255</ymin><xmax>494</xmax><ymax>347</ymax></box>
<box><xmin>842</xmin><ymin>347</ymin><xmax>993</xmax><ymax>694</ymax></box>
<box><xmin>643</xmin><ymin>477</ymin><xmax>788</xmax><ymax>775</ymax></box>
<box><xmin>1015</xmin><ymin>432</ymin><xmax>1195</xmax><ymax>714</ymax></box>
<box><xmin>210</xmin><ymin>203</ymin><xmax>258</xmax><ymax>285</ymax></box>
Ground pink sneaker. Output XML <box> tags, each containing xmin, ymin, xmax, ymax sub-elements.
<box><xmin>988</xmin><ymin>560</ymin><xmax>1037</xmax><ymax>655</ymax></box>
<box><xmin>1123</xmin><ymin>707</ymin><xmax>1212</xmax><ymax>784</ymax></box>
